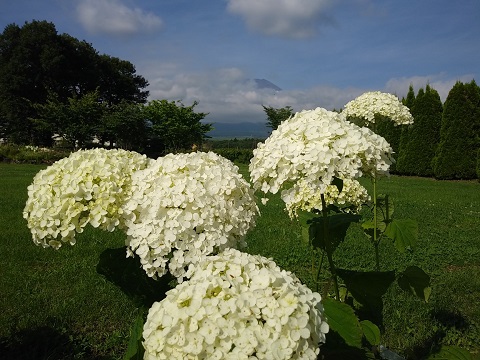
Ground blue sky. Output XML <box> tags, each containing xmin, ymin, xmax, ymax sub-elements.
<box><xmin>1</xmin><ymin>0</ymin><xmax>479</xmax><ymax>124</ymax></box>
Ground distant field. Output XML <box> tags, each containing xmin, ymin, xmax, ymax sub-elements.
<box><xmin>0</xmin><ymin>163</ymin><xmax>479</xmax><ymax>359</ymax></box>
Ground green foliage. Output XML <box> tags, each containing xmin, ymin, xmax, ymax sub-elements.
<box><xmin>384</xmin><ymin>219</ymin><xmax>418</xmax><ymax>252</ymax></box>
<box><xmin>433</xmin><ymin>80</ymin><xmax>480</xmax><ymax>179</ymax></box>
<box><xmin>375</xmin><ymin>116</ymin><xmax>403</xmax><ymax>172</ymax></box>
<box><xmin>397</xmin><ymin>266</ymin><xmax>432</xmax><ymax>302</ymax></box>
<box><xmin>427</xmin><ymin>345</ymin><xmax>473</xmax><ymax>360</ymax></box>
<box><xmin>144</xmin><ymin>100</ymin><xmax>212</xmax><ymax>156</ymax></box>
<box><xmin>0</xmin><ymin>20</ymin><xmax>148</xmax><ymax>146</ymax></box>
<box><xmin>402</xmin><ymin>84</ymin><xmax>416</xmax><ymax>110</ymax></box>
<box><xmin>34</xmin><ymin>90</ymin><xmax>105</xmax><ymax>148</ymax></box>
<box><xmin>397</xmin><ymin>85</ymin><xmax>443</xmax><ymax>176</ymax></box>
<box><xmin>263</xmin><ymin>105</ymin><xmax>294</xmax><ymax>131</ymax></box>
<box><xmin>477</xmin><ymin>148</ymin><xmax>480</xmax><ymax>180</ymax></box>
<box><xmin>99</xmin><ymin>100</ymin><xmax>148</xmax><ymax>151</ymax></box>
<box><xmin>123</xmin><ymin>310</ymin><xmax>146</xmax><ymax>360</ymax></box>
<box><xmin>323</xmin><ymin>298</ymin><xmax>363</xmax><ymax>348</ymax></box>
<box><xmin>211</xmin><ymin>148</ymin><xmax>253</xmax><ymax>164</ymax></box>
<box><xmin>0</xmin><ymin>144</ymin><xmax>70</xmax><ymax>163</ymax></box>
<box><xmin>205</xmin><ymin>137</ymin><xmax>265</xmax><ymax>149</ymax></box>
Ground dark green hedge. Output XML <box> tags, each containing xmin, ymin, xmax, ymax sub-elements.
<box><xmin>433</xmin><ymin>80</ymin><xmax>480</xmax><ymax>179</ymax></box>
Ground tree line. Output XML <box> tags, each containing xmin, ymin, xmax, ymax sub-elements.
<box><xmin>263</xmin><ymin>81</ymin><xmax>480</xmax><ymax>180</ymax></box>
<box><xmin>0</xmin><ymin>21</ymin><xmax>211</xmax><ymax>155</ymax></box>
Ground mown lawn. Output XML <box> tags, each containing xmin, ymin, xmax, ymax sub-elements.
<box><xmin>0</xmin><ymin>163</ymin><xmax>479</xmax><ymax>359</ymax></box>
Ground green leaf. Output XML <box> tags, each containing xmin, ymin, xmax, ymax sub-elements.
<box><xmin>123</xmin><ymin>309</ymin><xmax>146</xmax><ymax>360</ymax></box>
<box><xmin>360</xmin><ymin>320</ymin><xmax>381</xmax><ymax>346</ymax></box>
<box><xmin>331</xmin><ymin>177</ymin><xmax>344</xmax><ymax>194</ymax></box>
<box><xmin>309</xmin><ymin>213</ymin><xmax>361</xmax><ymax>252</ymax></box>
<box><xmin>323</xmin><ymin>298</ymin><xmax>363</xmax><ymax>348</ymax></box>
<box><xmin>397</xmin><ymin>266</ymin><xmax>431</xmax><ymax>302</ymax></box>
<box><xmin>336</xmin><ymin>269</ymin><xmax>396</xmax><ymax>310</ymax></box>
<box><xmin>297</xmin><ymin>210</ymin><xmax>317</xmax><ymax>246</ymax></box>
<box><xmin>384</xmin><ymin>219</ymin><xmax>418</xmax><ymax>252</ymax></box>
<box><xmin>427</xmin><ymin>345</ymin><xmax>472</xmax><ymax>359</ymax></box>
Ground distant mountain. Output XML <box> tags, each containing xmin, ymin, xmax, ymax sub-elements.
<box><xmin>254</xmin><ymin>78</ymin><xmax>282</xmax><ymax>91</ymax></box>
<box><xmin>206</xmin><ymin>122</ymin><xmax>270</xmax><ymax>139</ymax></box>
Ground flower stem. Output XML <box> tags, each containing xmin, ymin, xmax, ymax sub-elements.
<box><xmin>321</xmin><ymin>193</ymin><xmax>340</xmax><ymax>300</ymax></box>
<box><xmin>373</xmin><ymin>173</ymin><xmax>380</xmax><ymax>271</ymax></box>
<box><xmin>315</xmin><ymin>250</ymin><xmax>325</xmax><ymax>293</ymax></box>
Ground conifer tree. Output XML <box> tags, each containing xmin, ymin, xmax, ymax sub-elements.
<box><xmin>396</xmin><ymin>85</ymin><xmax>416</xmax><ymax>174</ymax></box>
<box><xmin>433</xmin><ymin>80</ymin><xmax>480</xmax><ymax>179</ymax></box>
<box><xmin>396</xmin><ymin>85</ymin><xmax>443</xmax><ymax>176</ymax></box>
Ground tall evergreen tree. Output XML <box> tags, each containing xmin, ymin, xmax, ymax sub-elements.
<box><xmin>396</xmin><ymin>85</ymin><xmax>443</xmax><ymax>176</ymax></box>
<box><xmin>395</xmin><ymin>85</ymin><xmax>416</xmax><ymax>174</ymax></box>
<box><xmin>433</xmin><ymin>80</ymin><xmax>480</xmax><ymax>179</ymax></box>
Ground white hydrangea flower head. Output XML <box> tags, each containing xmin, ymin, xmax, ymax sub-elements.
<box><xmin>249</xmin><ymin>107</ymin><xmax>393</xmax><ymax>216</ymax></box>
<box><xmin>23</xmin><ymin>148</ymin><xmax>150</xmax><ymax>249</ymax></box>
<box><xmin>122</xmin><ymin>151</ymin><xmax>259</xmax><ymax>281</ymax></box>
<box><xmin>282</xmin><ymin>178</ymin><xmax>370</xmax><ymax>218</ymax></box>
<box><xmin>142</xmin><ymin>248</ymin><xmax>329</xmax><ymax>360</ymax></box>
<box><xmin>343</xmin><ymin>91</ymin><xmax>414</xmax><ymax>126</ymax></box>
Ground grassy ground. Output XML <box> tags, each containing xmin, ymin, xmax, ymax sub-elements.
<box><xmin>0</xmin><ymin>163</ymin><xmax>479</xmax><ymax>359</ymax></box>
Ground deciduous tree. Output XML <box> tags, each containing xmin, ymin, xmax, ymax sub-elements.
<box><xmin>144</xmin><ymin>100</ymin><xmax>212</xmax><ymax>155</ymax></box>
<box><xmin>263</xmin><ymin>105</ymin><xmax>294</xmax><ymax>131</ymax></box>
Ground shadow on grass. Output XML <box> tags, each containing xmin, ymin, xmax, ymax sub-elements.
<box><xmin>96</xmin><ymin>247</ymin><xmax>174</xmax><ymax>308</ymax></box>
<box><xmin>0</xmin><ymin>325</ymin><xmax>110</xmax><ymax>360</ymax></box>
<box><xmin>402</xmin><ymin>309</ymin><xmax>471</xmax><ymax>360</ymax></box>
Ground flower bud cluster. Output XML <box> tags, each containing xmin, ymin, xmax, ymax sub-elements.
<box><xmin>143</xmin><ymin>248</ymin><xmax>329</xmax><ymax>360</ymax></box>
<box><xmin>23</xmin><ymin>148</ymin><xmax>150</xmax><ymax>249</ymax></box>
<box><xmin>343</xmin><ymin>91</ymin><xmax>414</xmax><ymax>126</ymax></box>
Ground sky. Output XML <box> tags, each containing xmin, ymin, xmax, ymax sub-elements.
<box><xmin>1</xmin><ymin>0</ymin><xmax>479</xmax><ymax>124</ymax></box>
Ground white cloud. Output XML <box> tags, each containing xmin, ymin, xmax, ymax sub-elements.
<box><xmin>226</xmin><ymin>0</ymin><xmax>334</xmax><ymax>38</ymax></box>
<box><xmin>141</xmin><ymin>63</ymin><xmax>364</xmax><ymax>123</ymax></box>
<box><xmin>385</xmin><ymin>73</ymin><xmax>476</xmax><ymax>102</ymax></box>
<box><xmin>141</xmin><ymin>63</ymin><xmax>476</xmax><ymax>125</ymax></box>
<box><xmin>77</xmin><ymin>0</ymin><xmax>162</xmax><ymax>36</ymax></box>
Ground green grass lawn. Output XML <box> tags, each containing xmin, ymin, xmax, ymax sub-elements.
<box><xmin>1</xmin><ymin>163</ymin><xmax>479</xmax><ymax>359</ymax></box>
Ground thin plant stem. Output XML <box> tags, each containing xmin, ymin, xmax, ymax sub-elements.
<box><xmin>373</xmin><ymin>172</ymin><xmax>380</xmax><ymax>271</ymax></box>
<box><xmin>371</xmin><ymin>121</ymin><xmax>381</xmax><ymax>271</ymax></box>
<box><xmin>315</xmin><ymin>250</ymin><xmax>325</xmax><ymax>293</ymax></box>
<box><xmin>321</xmin><ymin>193</ymin><xmax>340</xmax><ymax>300</ymax></box>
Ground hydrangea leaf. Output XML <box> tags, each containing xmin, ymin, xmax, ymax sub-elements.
<box><xmin>384</xmin><ymin>218</ymin><xmax>418</xmax><ymax>252</ymax></box>
<box><xmin>397</xmin><ymin>266</ymin><xmax>431</xmax><ymax>302</ymax></box>
<box><xmin>123</xmin><ymin>309</ymin><xmax>146</xmax><ymax>360</ymax></box>
<box><xmin>360</xmin><ymin>320</ymin><xmax>381</xmax><ymax>346</ymax></box>
<box><xmin>309</xmin><ymin>213</ymin><xmax>361</xmax><ymax>252</ymax></box>
<box><xmin>323</xmin><ymin>297</ymin><xmax>363</xmax><ymax>348</ymax></box>
<box><xmin>336</xmin><ymin>269</ymin><xmax>395</xmax><ymax>310</ymax></box>
<box><xmin>427</xmin><ymin>345</ymin><xmax>472</xmax><ymax>360</ymax></box>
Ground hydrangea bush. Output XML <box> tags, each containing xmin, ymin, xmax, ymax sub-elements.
<box><xmin>249</xmin><ymin>107</ymin><xmax>393</xmax><ymax>216</ymax></box>
<box><xmin>23</xmin><ymin>148</ymin><xmax>150</xmax><ymax>249</ymax></box>
<box><xmin>343</xmin><ymin>91</ymin><xmax>414</xmax><ymax>126</ymax></box>
<box><xmin>142</xmin><ymin>248</ymin><xmax>329</xmax><ymax>360</ymax></box>
<box><xmin>122</xmin><ymin>151</ymin><xmax>259</xmax><ymax>280</ymax></box>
